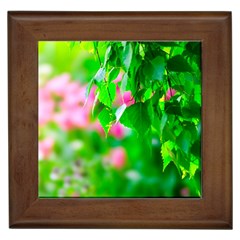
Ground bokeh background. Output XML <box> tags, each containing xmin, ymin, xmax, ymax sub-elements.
<box><xmin>38</xmin><ymin>41</ymin><xmax>201</xmax><ymax>198</ymax></box>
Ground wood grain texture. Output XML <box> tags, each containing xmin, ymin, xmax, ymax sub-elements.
<box><xmin>8</xmin><ymin>11</ymin><xmax>232</xmax><ymax>229</ymax></box>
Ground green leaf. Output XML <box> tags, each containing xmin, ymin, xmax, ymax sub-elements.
<box><xmin>161</xmin><ymin>140</ymin><xmax>175</xmax><ymax>171</ymax></box>
<box><xmin>179</xmin><ymin>72</ymin><xmax>194</xmax><ymax>95</ymax></box>
<box><xmin>108</xmin><ymin>68</ymin><xmax>120</xmax><ymax>82</ymax></box>
<box><xmin>160</xmin><ymin>113</ymin><xmax>168</xmax><ymax>134</ymax></box>
<box><xmin>122</xmin><ymin>42</ymin><xmax>133</xmax><ymax>71</ymax></box>
<box><xmin>143</xmin><ymin>88</ymin><xmax>152</xmax><ymax>101</ymax></box>
<box><xmin>176</xmin><ymin>131</ymin><xmax>192</xmax><ymax>154</ymax></box>
<box><xmin>98</xmin><ymin>107</ymin><xmax>116</xmax><ymax>136</ymax></box>
<box><xmin>142</xmin><ymin>57</ymin><xmax>165</xmax><ymax>85</ymax></box>
<box><xmin>186</xmin><ymin>42</ymin><xmax>201</xmax><ymax>56</ymax></box>
<box><xmin>120</xmin><ymin>73</ymin><xmax>128</xmax><ymax>95</ymax></box>
<box><xmin>182</xmin><ymin>101</ymin><xmax>200</xmax><ymax>119</ymax></box>
<box><xmin>98</xmin><ymin>82</ymin><xmax>116</xmax><ymax>107</ymax></box>
<box><xmin>145</xmin><ymin>99</ymin><xmax>154</xmax><ymax>123</ymax></box>
<box><xmin>151</xmin><ymin>56</ymin><xmax>165</xmax><ymax>81</ymax></box>
<box><xmin>176</xmin><ymin>149</ymin><xmax>190</xmax><ymax>178</ymax></box>
<box><xmin>85</xmin><ymin>79</ymin><xmax>94</xmax><ymax>98</ymax></box>
<box><xmin>191</xmin><ymin>140</ymin><xmax>201</xmax><ymax>157</ymax></box>
<box><xmin>103</xmin><ymin>45</ymin><xmax>111</xmax><ymax>67</ymax></box>
<box><xmin>189</xmin><ymin>162</ymin><xmax>199</xmax><ymax>178</ymax></box>
<box><xmin>93</xmin><ymin>67</ymin><xmax>106</xmax><ymax>83</ymax></box>
<box><xmin>115</xmin><ymin>104</ymin><xmax>127</xmax><ymax>123</ymax></box>
<box><xmin>167</xmin><ymin>55</ymin><xmax>192</xmax><ymax>72</ymax></box>
<box><xmin>159</xmin><ymin>42</ymin><xmax>180</xmax><ymax>47</ymax></box>
<box><xmin>162</xmin><ymin>124</ymin><xmax>176</xmax><ymax>142</ymax></box>
<box><xmin>120</xmin><ymin>102</ymin><xmax>151</xmax><ymax>137</ymax></box>
<box><xmin>165</xmin><ymin>101</ymin><xmax>182</xmax><ymax>116</ymax></box>
<box><xmin>118</xmin><ymin>109</ymin><xmax>132</xmax><ymax>128</ymax></box>
<box><xmin>194</xmin><ymin>85</ymin><xmax>201</xmax><ymax>105</ymax></box>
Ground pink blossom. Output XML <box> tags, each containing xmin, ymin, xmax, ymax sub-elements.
<box><xmin>53</xmin><ymin>106</ymin><xmax>89</xmax><ymax>131</ymax></box>
<box><xmin>69</xmin><ymin>107</ymin><xmax>89</xmax><ymax>128</ymax></box>
<box><xmin>109</xmin><ymin>147</ymin><xmax>127</xmax><ymax>169</ymax></box>
<box><xmin>114</xmin><ymin>87</ymin><xmax>135</xmax><ymax>107</ymax></box>
<box><xmin>53</xmin><ymin>112</ymin><xmax>72</xmax><ymax>131</ymax></box>
<box><xmin>60</xmin><ymin>82</ymin><xmax>86</xmax><ymax>109</ymax></box>
<box><xmin>180</xmin><ymin>187</ymin><xmax>190</xmax><ymax>197</ymax></box>
<box><xmin>164</xmin><ymin>88</ymin><xmax>176</xmax><ymax>101</ymax></box>
<box><xmin>39</xmin><ymin>89</ymin><xmax>54</xmax><ymax>125</ymax></box>
<box><xmin>109</xmin><ymin>123</ymin><xmax>125</xmax><ymax>139</ymax></box>
<box><xmin>45</xmin><ymin>74</ymin><xmax>70</xmax><ymax>97</ymax></box>
<box><xmin>123</xmin><ymin>91</ymin><xmax>135</xmax><ymax>106</ymax></box>
<box><xmin>39</xmin><ymin>138</ymin><xmax>54</xmax><ymax>159</ymax></box>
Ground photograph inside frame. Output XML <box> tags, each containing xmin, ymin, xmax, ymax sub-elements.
<box><xmin>38</xmin><ymin>41</ymin><xmax>202</xmax><ymax>198</ymax></box>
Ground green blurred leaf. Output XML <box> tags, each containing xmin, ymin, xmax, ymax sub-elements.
<box><xmin>69</xmin><ymin>41</ymin><xmax>76</xmax><ymax>49</ymax></box>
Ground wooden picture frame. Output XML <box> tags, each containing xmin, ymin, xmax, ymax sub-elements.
<box><xmin>8</xmin><ymin>11</ymin><xmax>232</xmax><ymax>229</ymax></box>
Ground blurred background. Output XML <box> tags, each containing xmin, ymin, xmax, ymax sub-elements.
<box><xmin>38</xmin><ymin>41</ymin><xmax>201</xmax><ymax>198</ymax></box>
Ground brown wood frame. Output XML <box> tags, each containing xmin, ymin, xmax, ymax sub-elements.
<box><xmin>8</xmin><ymin>11</ymin><xmax>232</xmax><ymax>229</ymax></box>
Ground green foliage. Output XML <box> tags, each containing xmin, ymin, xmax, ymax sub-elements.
<box><xmin>120</xmin><ymin>102</ymin><xmax>151</xmax><ymax>137</ymax></box>
<box><xmin>167</xmin><ymin>55</ymin><xmax>192</xmax><ymax>72</ymax></box>
<box><xmin>98</xmin><ymin>107</ymin><xmax>116</xmax><ymax>136</ymax></box>
<box><xmin>97</xmin><ymin>82</ymin><xmax>116</xmax><ymax>107</ymax></box>
<box><xmin>82</xmin><ymin>41</ymin><xmax>202</xmax><ymax>184</ymax></box>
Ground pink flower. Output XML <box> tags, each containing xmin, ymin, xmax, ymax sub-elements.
<box><xmin>109</xmin><ymin>123</ymin><xmax>125</xmax><ymax>139</ymax></box>
<box><xmin>69</xmin><ymin>107</ymin><xmax>89</xmax><ymax>128</ymax></box>
<box><xmin>180</xmin><ymin>187</ymin><xmax>190</xmax><ymax>197</ymax></box>
<box><xmin>114</xmin><ymin>87</ymin><xmax>135</xmax><ymax>107</ymax></box>
<box><xmin>60</xmin><ymin>82</ymin><xmax>86</xmax><ymax>109</ymax></box>
<box><xmin>39</xmin><ymin>89</ymin><xmax>54</xmax><ymax>125</ymax></box>
<box><xmin>39</xmin><ymin>138</ymin><xmax>54</xmax><ymax>159</ymax></box>
<box><xmin>123</xmin><ymin>91</ymin><xmax>135</xmax><ymax>106</ymax></box>
<box><xmin>164</xmin><ymin>88</ymin><xmax>176</xmax><ymax>101</ymax></box>
<box><xmin>53</xmin><ymin>106</ymin><xmax>89</xmax><ymax>131</ymax></box>
<box><xmin>45</xmin><ymin>74</ymin><xmax>70</xmax><ymax>97</ymax></box>
<box><xmin>109</xmin><ymin>147</ymin><xmax>127</xmax><ymax>169</ymax></box>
